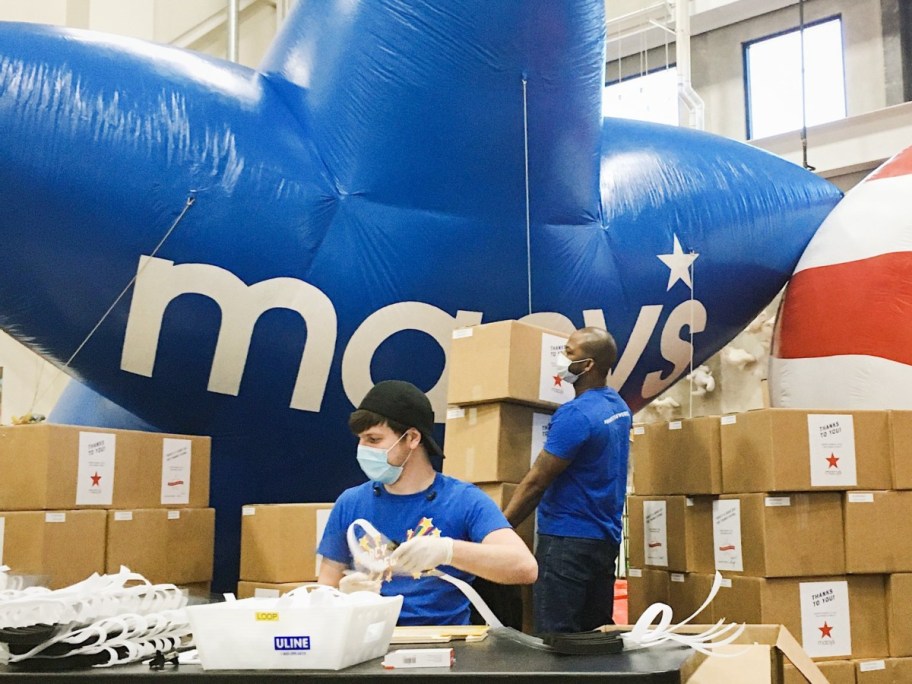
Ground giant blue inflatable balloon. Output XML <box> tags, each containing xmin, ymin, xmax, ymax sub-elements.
<box><xmin>0</xmin><ymin>0</ymin><xmax>841</xmax><ymax>589</ymax></box>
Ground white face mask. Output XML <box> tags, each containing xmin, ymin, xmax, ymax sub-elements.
<box><xmin>555</xmin><ymin>352</ymin><xmax>592</xmax><ymax>385</ymax></box>
<box><xmin>356</xmin><ymin>432</ymin><xmax>411</xmax><ymax>484</ymax></box>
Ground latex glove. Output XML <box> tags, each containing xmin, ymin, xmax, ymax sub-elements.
<box><xmin>390</xmin><ymin>536</ymin><xmax>454</xmax><ymax>575</ymax></box>
<box><xmin>339</xmin><ymin>571</ymin><xmax>382</xmax><ymax>594</ymax></box>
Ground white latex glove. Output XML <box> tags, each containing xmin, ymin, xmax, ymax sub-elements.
<box><xmin>339</xmin><ymin>571</ymin><xmax>382</xmax><ymax>594</ymax></box>
<box><xmin>390</xmin><ymin>536</ymin><xmax>454</xmax><ymax>574</ymax></box>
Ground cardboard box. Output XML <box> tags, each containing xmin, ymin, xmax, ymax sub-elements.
<box><xmin>236</xmin><ymin>580</ymin><xmax>308</xmax><ymax>599</ymax></box>
<box><xmin>446</xmin><ymin>321</ymin><xmax>571</xmax><ymax>409</ymax></box>
<box><xmin>477</xmin><ymin>483</ymin><xmax>534</xmax><ymax>550</ymax></box>
<box><xmin>886</xmin><ymin>574</ymin><xmax>912</xmax><ymax>656</ymax></box>
<box><xmin>720</xmin><ymin>409</ymin><xmax>891</xmax><ymax>493</ymax></box>
<box><xmin>855</xmin><ymin>657</ymin><xmax>912</xmax><ymax>683</ymax></box>
<box><xmin>784</xmin><ymin>659</ymin><xmax>853</xmax><ymax>684</ymax></box>
<box><xmin>631</xmin><ymin>424</ymin><xmax>669</xmax><ymax>495</ymax></box>
<box><xmin>888</xmin><ymin>411</ymin><xmax>912</xmax><ymax>489</ymax></box>
<box><xmin>673</xmin><ymin>625</ymin><xmax>829</xmax><ymax>684</ymax></box>
<box><xmin>667</xmin><ymin>572</ymin><xmax>715</xmax><ymax>622</ymax></box>
<box><xmin>844</xmin><ymin>491</ymin><xmax>912</xmax><ymax>573</ymax></box>
<box><xmin>106</xmin><ymin>508</ymin><xmax>214</xmax><ymax>584</ymax></box>
<box><xmin>0</xmin><ymin>424</ymin><xmax>210</xmax><ymax>510</ymax></box>
<box><xmin>626</xmin><ymin>495</ymin><xmax>714</xmax><ymax>573</ymax></box>
<box><xmin>444</xmin><ymin>403</ymin><xmax>551</xmax><ymax>483</ymax></box>
<box><xmin>0</xmin><ymin>510</ymin><xmax>107</xmax><ymax>589</ymax></box>
<box><xmin>240</xmin><ymin>503</ymin><xmax>333</xmax><ymax>582</ymax></box>
<box><xmin>630</xmin><ymin>418</ymin><xmax>721</xmax><ymax>496</ymax></box>
<box><xmin>713</xmin><ymin>575</ymin><xmax>888</xmax><ymax>661</ymax></box>
<box><xmin>712</xmin><ymin>494</ymin><xmax>844</xmax><ymax>577</ymax></box>
<box><xmin>625</xmin><ymin>568</ymin><xmax>668</xmax><ymax>624</ymax></box>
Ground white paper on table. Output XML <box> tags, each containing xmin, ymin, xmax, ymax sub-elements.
<box><xmin>76</xmin><ymin>432</ymin><xmax>116</xmax><ymax>505</ymax></box>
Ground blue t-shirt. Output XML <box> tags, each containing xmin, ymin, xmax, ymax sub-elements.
<box><xmin>538</xmin><ymin>386</ymin><xmax>631</xmax><ymax>544</ymax></box>
<box><xmin>317</xmin><ymin>473</ymin><xmax>509</xmax><ymax>625</ymax></box>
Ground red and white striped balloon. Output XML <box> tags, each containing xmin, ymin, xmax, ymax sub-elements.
<box><xmin>770</xmin><ymin>146</ymin><xmax>912</xmax><ymax>408</ymax></box>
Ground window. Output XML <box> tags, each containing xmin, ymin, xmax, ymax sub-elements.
<box><xmin>603</xmin><ymin>66</ymin><xmax>679</xmax><ymax>126</ymax></box>
<box><xmin>744</xmin><ymin>16</ymin><xmax>846</xmax><ymax>139</ymax></box>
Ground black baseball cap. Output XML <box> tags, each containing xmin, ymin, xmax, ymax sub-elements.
<box><xmin>356</xmin><ymin>380</ymin><xmax>445</xmax><ymax>469</ymax></box>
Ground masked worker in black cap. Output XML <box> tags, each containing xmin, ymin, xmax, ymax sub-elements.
<box><xmin>318</xmin><ymin>380</ymin><xmax>537</xmax><ymax>625</ymax></box>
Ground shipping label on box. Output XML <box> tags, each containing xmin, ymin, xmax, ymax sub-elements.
<box><xmin>76</xmin><ymin>432</ymin><xmax>116</xmax><ymax>505</ymax></box>
<box><xmin>644</xmin><ymin>501</ymin><xmax>668</xmax><ymax>567</ymax></box>
<box><xmin>799</xmin><ymin>581</ymin><xmax>852</xmax><ymax>658</ymax></box>
<box><xmin>160</xmin><ymin>438</ymin><xmax>192</xmax><ymax>505</ymax></box>
<box><xmin>531</xmin><ymin>412</ymin><xmax>550</xmax><ymax>465</ymax></box>
<box><xmin>713</xmin><ymin>499</ymin><xmax>743</xmax><ymax>572</ymax></box>
<box><xmin>538</xmin><ymin>333</ymin><xmax>574</xmax><ymax>406</ymax></box>
<box><xmin>808</xmin><ymin>415</ymin><xmax>857</xmax><ymax>487</ymax></box>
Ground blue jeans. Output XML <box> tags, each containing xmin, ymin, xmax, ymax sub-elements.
<box><xmin>533</xmin><ymin>534</ymin><xmax>619</xmax><ymax>634</ymax></box>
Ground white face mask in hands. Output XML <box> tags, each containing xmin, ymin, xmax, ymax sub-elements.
<box><xmin>555</xmin><ymin>352</ymin><xmax>592</xmax><ymax>385</ymax></box>
<box><xmin>356</xmin><ymin>432</ymin><xmax>411</xmax><ymax>484</ymax></box>
<box><xmin>389</xmin><ymin>535</ymin><xmax>454</xmax><ymax>575</ymax></box>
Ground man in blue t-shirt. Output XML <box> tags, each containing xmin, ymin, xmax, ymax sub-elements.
<box><xmin>317</xmin><ymin>380</ymin><xmax>538</xmax><ymax>625</ymax></box>
<box><xmin>504</xmin><ymin>327</ymin><xmax>631</xmax><ymax>634</ymax></box>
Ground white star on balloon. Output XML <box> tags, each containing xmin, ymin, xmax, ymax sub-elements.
<box><xmin>657</xmin><ymin>234</ymin><xmax>699</xmax><ymax>291</ymax></box>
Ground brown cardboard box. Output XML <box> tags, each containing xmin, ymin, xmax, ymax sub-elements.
<box><xmin>0</xmin><ymin>510</ymin><xmax>106</xmax><ymax>589</ymax></box>
<box><xmin>784</xmin><ymin>660</ymin><xmax>853</xmax><ymax>684</ymax></box>
<box><xmin>626</xmin><ymin>495</ymin><xmax>714</xmax><ymax>573</ymax></box>
<box><xmin>888</xmin><ymin>411</ymin><xmax>912</xmax><ymax>489</ymax></box>
<box><xmin>477</xmin><ymin>483</ymin><xmax>534</xmax><ymax>549</ymax></box>
<box><xmin>105</xmin><ymin>508</ymin><xmax>214</xmax><ymax>584</ymax></box>
<box><xmin>667</xmin><ymin>572</ymin><xmax>714</xmax><ymax>622</ymax></box>
<box><xmin>0</xmin><ymin>424</ymin><xmax>210</xmax><ymax>510</ymax></box>
<box><xmin>674</xmin><ymin>625</ymin><xmax>828</xmax><ymax>683</ymax></box>
<box><xmin>655</xmin><ymin>418</ymin><xmax>723</xmax><ymax>495</ymax></box>
<box><xmin>855</xmin><ymin>658</ymin><xmax>912</xmax><ymax>682</ymax></box>
<box><xmin>630</xmin><ymin>419</ymin><xmax>721</xmax><ymax>496</ymax></box>
<box><xmin>240</xmin><ymin>503</ymin><xmax>333</xmax><ymax>582</ymax></box>
<box><xmin>720</xmin><ymin>409</ymin><xmax>891</xmax><ymax>493</ymax></box>
<box><xmin>237</xmin><ymin>580</ymin><xmax>308</xmax><ymax>599</ymax></box>
<box><xmin>713</xmin><ymin>575</ymin><xmax>888</xmax><ymax>660</ymax></box>
<box><xmin>625</xmin><ymin>568</ymin><xmax>668</xmax><ymax>624</ymax></box>
<box><xmin>444</xmin><ymin>403</ymin><xmax>552</xmax><ymax>483</ymax></box>
<box><xmin>886</xmin><ymin>574</ymin><xmax>912</xmax><ymax>656</ymax></box>
<box><xmin>446</xmin><ymin>320</ymin><xmax>571</xmax><ymax>409</ymax></box>
<box><xmin>631</xmin><ymin>423</ymin><xmax>670</xmax><ymax>496</ymax></box>
<box><xmin>844</xmin><ymin>492</ymin><xmax>912</xmax><ymax>573</ymax></box>
<box><xmin>713</xmin><ymin>493</ymin><xmax>844</xmax><ymax>577</ymax></box>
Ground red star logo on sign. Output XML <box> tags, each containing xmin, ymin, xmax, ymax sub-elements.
<box><xmin>553</xmin><ymin>374</ymin><xmax>562</xmax><ymax>387</ymax></box>
<box><xmin>818</xmin><ymin>622</ymin><xmax>833</xmax><ymax>639</ymax></box>
<box><xmin>90</xmin><ymin>472</ymin><xmax>102</xmax><ymax>486</ymax></box>
<box><xmin>826</xmin><ymin>454</ymin><xmax>839</xmax><ymax>468</ymax></box>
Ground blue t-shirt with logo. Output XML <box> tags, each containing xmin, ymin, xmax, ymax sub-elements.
<box><xmin>317</xmin><ymin>473</ymin><xmax>509</xmax><ymax>625</ymax></box>
<box><xmin>538</xmin><ymin>386</ymin><xmax>631</xmax><ymax>544</ymax></box>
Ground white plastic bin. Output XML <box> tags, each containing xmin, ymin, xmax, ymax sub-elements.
<box><xmin>186</xmin><ymin>585</ymin><xmax>402</xmax><ymax>670</ymax></box>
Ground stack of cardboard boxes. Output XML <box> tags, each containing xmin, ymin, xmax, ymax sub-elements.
<box><xmin>627</xmin><ymin>408</ymin><xmax>912</xmax><ymax>682</ymax></box>
<box><xmin>445</xmin><ymin>320</ymin><xmax>575</xmax><ymax>545</ymax></box>
<box><xmin>237</xmin><ymin>503</ymin><xmax>333</xmax><ymax>598</ymax></box>
<box><xmin>444</xmin><ymin>320</ymin><xmax>573</xmax><ymax>628</ymax></box>
<box><xmin>0</xmin><ymin>423</ymin><xmax>213</xmax><ymax>590</ymax></box>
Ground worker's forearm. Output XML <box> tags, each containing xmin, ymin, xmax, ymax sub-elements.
<box><xmin>450</xmin><ymin>539</ymin><xmax>537</xmax><ymax>584</ymax></box>
<box><xmin>503</xmin><ymin>478</ymin><xmax>547</xmax><ymax>528</ymax></box>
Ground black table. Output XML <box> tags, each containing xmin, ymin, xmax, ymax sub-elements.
<box><xmin>0</xmin><ymin>636</ymin><xmax>694</xmax><ymax>683</ymax></box>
